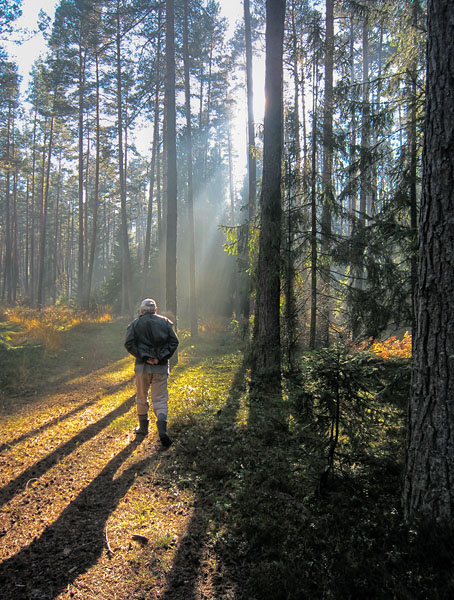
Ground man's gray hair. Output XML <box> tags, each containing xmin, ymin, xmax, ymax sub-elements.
<box><xmin>140</xmin><ymin>298</ymin><xmax>157</xmax><ymax>313</ymax></box>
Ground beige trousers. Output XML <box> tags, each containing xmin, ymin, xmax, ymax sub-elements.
<box><xmin>134</xmin><ymin>370</ymin><xmax>169</xmax><ymax>419</ymax></box>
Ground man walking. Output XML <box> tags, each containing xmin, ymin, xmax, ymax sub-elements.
<box><xmin>125</xmin><ymin>298</ymin><xmax>179</xmax><ymax>447</ymax></box>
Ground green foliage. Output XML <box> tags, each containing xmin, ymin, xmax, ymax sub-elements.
<box><xmin>333</xmin><ymin>209</ymin><xmax>415</xmax><ymax>338</ymax></box>
<box><xmin>0</xmin><ymin>0</ymin><xmax>21</xmax><ymax>33</ymax></box>
<box><xmin>290</xmin><ymin>344</ymin><xmax>410</xmax><ymax>478</ymax></box>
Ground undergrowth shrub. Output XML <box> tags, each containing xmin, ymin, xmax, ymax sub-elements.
<box><xmin>290</xmin><ymin>343</ymin><xmax>410</xmax><ymax>483</ymax></box>
<box><xmin>360</xmin><ymin>330</ymin><xmax>412</xmax><ymax>359</ymax></box>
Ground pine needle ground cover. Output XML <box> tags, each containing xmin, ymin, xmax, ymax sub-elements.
<box><xmin>0</xmin><ymin>316</ymin><xmax>453</xmax><ymax>599</ymax></box>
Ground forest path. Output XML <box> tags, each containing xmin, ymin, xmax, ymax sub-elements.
<box><xmin>0</xmin><ymin>322</ymin><xmax>247</xmax><ymax>599</ymax></box>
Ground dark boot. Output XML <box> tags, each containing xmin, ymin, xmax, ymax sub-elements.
<box><xmin>156</xmin><ymin>415</ymin><xmax>172</xmax><ymax>448</ymax></box>
<box><xmin>135</xmin><ymin>415</ymin><xmax>149</xmax><ymax>437</ymax></box>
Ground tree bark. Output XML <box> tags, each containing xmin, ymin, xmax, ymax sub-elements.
<box><xmin>86</xmin><ymin>51</ymin><xmax>101</xmax><ymax>309</ymax></box>
<box><xmin>252</xmin><ymin>0</ymin><xmax>286</xmax><ymax>388</ymax></box>
<box><xmin>242</xmin><ymin>0</ymin><xmax>257</xmax><ymax>322</ymax></box>
<box><xmin>143</xmin><ymin>6</ymin><xmax>162</xmax><ymax>295</ymax></box>
<box><xmin>309</xmin><ymin>58</ymin><xmax>319</xmax><ymax>351</ymax></box>
<box><xmin>116</xmin><ymin>1</ymin><xmax>133</xmax><ymax>315</ymax></box>
<box><xmin>320</xmin><ymin>0</ymin><xmax>334</xmax><ymax>347</ymax></box>
<box><xmin>77</xmin><ymin>43</ymin><xmax>86</xmax><ymax>307</ymax></box>
<box><xmin>403</xmin><ymin>0</ymin><xmax>454</xmax><ymax>522</ymax></box>
<box><xmin>183</xmin><ymin>0</ymin><xmax>197</xmax><ymax>337</ymax></box>
<box><xmin>37</xmin><ymin>114</ymin><xmax>55</xmax><ymax>308</ymax></box>
<box><xmin>165</xmin><ymin>0</ymin><xmax>178</xmax><ymax>323</ymax></box>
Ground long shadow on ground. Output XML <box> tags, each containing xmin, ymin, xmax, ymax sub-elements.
<box><xmin>0</xmin><ymin>379</ymin><xmax>132</xmax><ymax>455</ymax></box>
<box><xmin>159</xmin><ymin>361</ymin><xmax>249</xmax><ymax>599</ymax></box>
<box><xmin>0</xmin><ymin>321</ymin><xmax>130</xmax><ymax>414</ymax></box>
<box><xmin>0</xmin><ymin>395</ymin><xmax>136</xmax><ymax>509</ymax></box>
<box><xmin>0</xmin><ymin>437</ymin><xmax>154</xmax><ymax>599</ymax></box>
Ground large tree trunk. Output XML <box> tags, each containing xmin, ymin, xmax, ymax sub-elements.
<box><xmin>165</xmin><ymin>0</ymin><xmax>178</xmax><ymax>323</ymax></box>
<box><xmin>252</xmin><ymin>0</ymin><xmax>286</xmax><ymax>388</ymax></box>
<box><xmin>403</xmin><ymin>0</ymin><xmax>454</xmax><ymax>522</ymax></box>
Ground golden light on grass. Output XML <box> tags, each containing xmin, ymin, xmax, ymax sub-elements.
<box><xmin>5</xmin><ymin>305</ymin><xmax>113</xmax><ymax>351</ymax></box>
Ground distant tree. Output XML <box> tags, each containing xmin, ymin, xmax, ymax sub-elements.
<box><xmin>0</xmin><ymin>59</ymin><xmax>19</xmax><ymax>304</ymax></box>
<box><xmin>252</xmin><ymin>0</ymin><xmax>286</xmax><ymax>389</ymax></box>
<box><xmin>403</xmin><ymin>0</ymin><xmax>454</xmax><ymax>522</ymax></box>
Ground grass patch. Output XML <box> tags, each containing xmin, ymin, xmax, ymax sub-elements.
<box><xmin>0</xmin><ymin>307</ymin><xmax>127</xmax><ymax>408</ymax></box>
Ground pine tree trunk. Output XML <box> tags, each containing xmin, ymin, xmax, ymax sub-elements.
<box><xmin>252</xmin><ymin>0</ymin><xmax>286</xmax><ymax>388</ymax></box>
<box><xmin>86</xmin><ymin>51</ymin><xmax>101</xmax><ymax>309</ymax></box>
<box><xmin>30</xmin><ymin>109</ymin><xmax>38</xmax><ymax>304</ymax></box>
<box><xmin>408</xmin><ymin>0</ymin><xmax>420</xmax><ymax>337</ymax></box>
<box><xmin>403</xmin><ymin>0</ymin><xmax>454</xmax><ymax>522</ymax></box>
<box><xmin>37</xmin><ymin>114</ymin><xmax>55</xmax><ymax>308</ymax></box>
<box><xmin>183</xmin><ymin>0</ymin><xmax>197</xmax><ymax>338</ymax></box>
<box><xmin>116</xmin><ymin>1</ymin><xmax>133</xmax><ymax>315</ymax></box>
<box><xmin>77</xmin><ymin>44</ymin><xmax>86</xmax><ymax>307</ymax></box>
<box><xmin>165</xmin><ymin>0</ymin><xmax>178</xmax><ymax>323</ymax></box>
<box><xmin>320</xmin><ymin>0</ymin><xmax>334</xmax><ymax>347</ymax></box>
<box><xmin>348</xmin><ymin>14</ymin><xmax>357</xmax><ymax>236</ymax></box>
<box><xmin>3</xmin><ymin>101</ymin><xmax>13</xmax><ymax>303</ymax></box>
<box><xmin>309</xmin><ymin>60</ymin><xmax>319</xmax><ymax>351</ymax></box>
<box><xmin>242</xmin><ymin>0</ymin><xmax>257</xmax><ymax>323</ymax></box>
<box><xmin>143</xmin><ymin>7</ymin><xmax>162</xmax><ymax>295</ymax></box>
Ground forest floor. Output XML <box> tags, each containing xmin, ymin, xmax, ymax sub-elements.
<box><xmin>0</xmin><ymin>315</ymin><xmax>453</xmax><ymax>600</ymax></box>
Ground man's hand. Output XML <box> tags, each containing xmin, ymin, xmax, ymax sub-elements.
<box><xmin>146</xmin><ymin>358</ymin><xmax>159</xmax><ymax>365</ymax></box>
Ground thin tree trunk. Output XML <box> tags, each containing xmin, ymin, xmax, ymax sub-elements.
<box><xmin>320</xmin><ymin>0</ymin><xmax>334</xmax><ymax>348</ymax></box>
<box><xmin>30</xmin><ymin>108</ymin><xmax>38</xmax><ymax>304</ymax></box>
<box><xmin>409</xmin><ymin>1</ymin><xmax>419</xmax><ymax>338</ymax></box>
<box><xmin>11</xmin><ymin>139</ymin><xmax>18</xmax><ymax>303</ymax></box>
<box><xmin>3</xmin><ymin>101</ymin><xmax>12</xmax><ymax>303</ymax></box>
<box><xmin>37</xmin><ymin>114</ymin><xmax>55</xmax><ymax>308</ymax></box>
<box><xmin>242</xmin><ymin>0</ymin><xmax>256</xmax><ymax>322</ymax></box>
<box><xmin>77</xmin><ymin>44</ymin><xmax>86</xmax><ymax>307</ymax></box>
<box><xmin>348</xmin><ymin>14</ymin><xmax>357</xmax><ymax>235</ymax></box>
<box><xmin>52</xmin><ymin>150</ymin><xmax>63</xmax><ymax>304</ymax></box>
<box><xmin>116</xmin><ymin>1</ymin><xmax>133</xmax><ymax>315</ymax></box>
<box><xmin>165</xmin><ymin>0</ymin><xmax>178</xmax><ymax>323</ymax></box>
<box><xmin>183</xmin><ymin>0</ymin><xmax>197</xmax><ymax>337</ymax></box>
<box><xmin>87</xmin><ymin>51</ymin><xmax>101</xmax><ymax>309</ymax></box>
<box><xmin>244</xmin><ymin>0</ymin><xmax>257</xmax><ymax>223</ymax></box>
<box><xmin>143</xmin><ymin>7</ymin><xmax>162</xmax><ymax>293</ymax></box>
<box><xmin>309</xmin><ymin>59</ymin><xmax>319</xmax><ymax>351</ymax></box>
